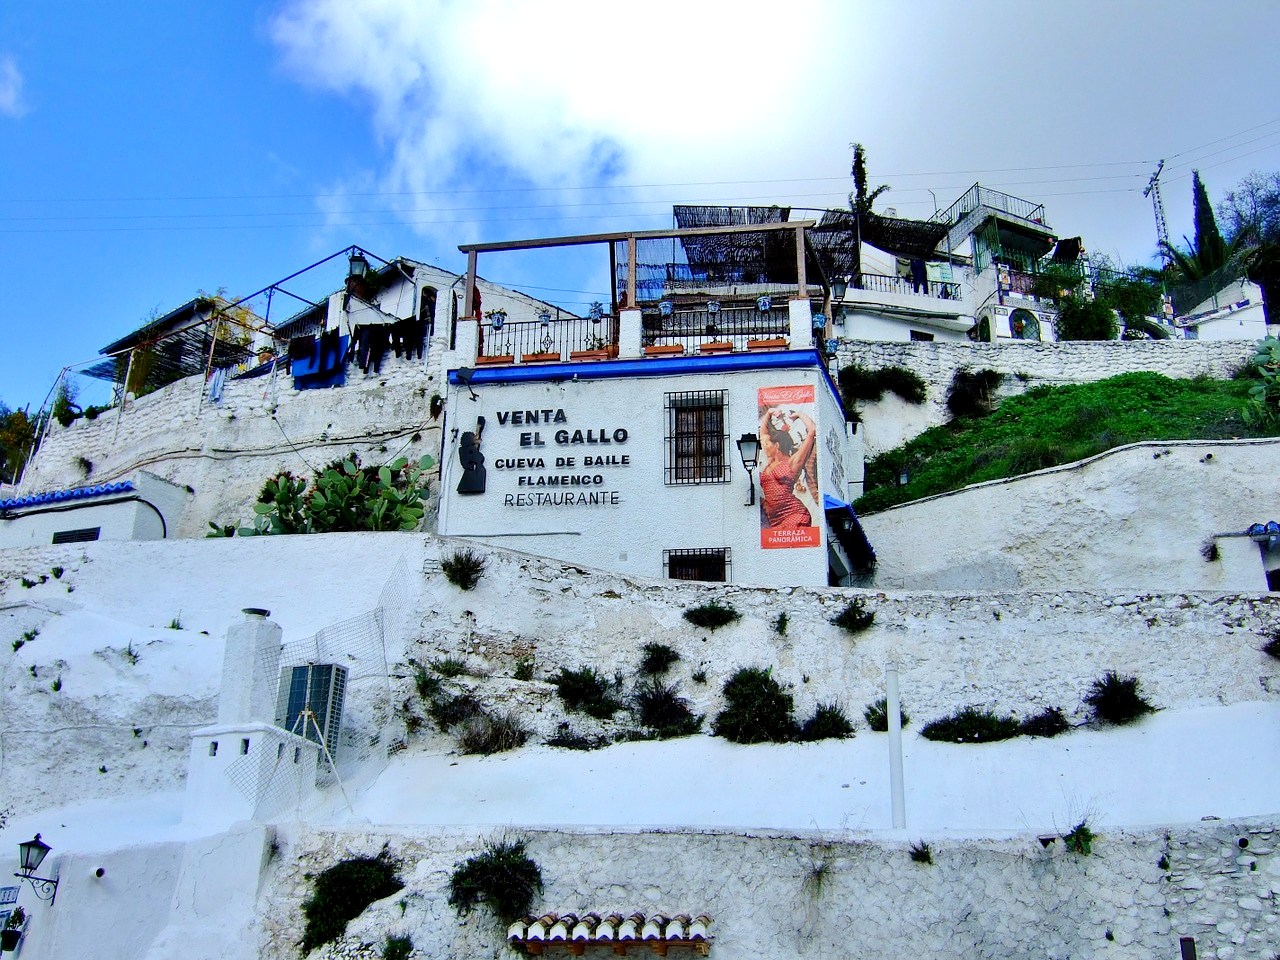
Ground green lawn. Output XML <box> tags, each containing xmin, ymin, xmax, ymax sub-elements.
<box><xmin>856</xmin><ymin>372</ymin><xmax>1278</xmax><ymax>514</ymax></box>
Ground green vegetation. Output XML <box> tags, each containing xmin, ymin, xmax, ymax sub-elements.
<box><xmin>831</xmin><ymin>598</ymin><xmax>875</xmax><ymax>635</ymax></box>
<box><xmin>383</xmin><ymin>934</ymin><xmax>413</xmax><ymax>960</ymax></box>
<box><xmin>909</xmin><ymin>841</ymin><xmax>933</xmax><ymax>865</ymax></box>
<box><xmin>448</xmin><ymin>839</ymin><xmax>542</xmax><ymax>920</ymax></box>
<box><xmin>798</xmin><ymin>702</ymin><xmax>855</xmax><ymax>741</ymax></box>
<box><xmin>300</xmin><ymin>853</ymin><xmax>403</xmax><ymax>954</ymax></box>
<box><xmin>838</xmin><ymin>364</ymin><xmax>928</xmax><ymax>412</ymax></box>
<box><xmin>920</xmin><ymin>707</ymin><xmax>1022</xmax><ymax>744</ymax></box>
<box><xmin>1019</xmin><ymin>706</ymin><xmax>1070</xmax><ymax>738</ymax></box>
<box><xmin>638</xmin><ymin>642</ymin><xmax>680</xmax><ymax>676</ymax></box>
<box><xmin>455</xmin><ymin>711</ymin><xmax>529</xmax><ymax>755</ymax></box>
<box><xmin>863</xmin><ymin>697</ymin><xmax>909</xmax><ymax>732</ymax></box>
<box><xmin>712</xmin><ymin>666</ymin><xmax>798</xmax><ymax>744</ymax></box>
<box><xmin>1084</xmin><ymin>671</ymin><xmax>1155</xmax><ymax>725</ymax></box>
<box><xmin>633</xmin><ymin>678</ymin><xmax>702</xmax><ymax>738</ymax></box>
<box><xmin>441</xmin><ymin>547</ymin><xmax>486</xmax><ymax>590</ymax></box>
<box><xmin>1063</xmin><ymin>819</ymin><xmax>1096</xmax><ymax>856</ymax></box>
<box><xmin>858</xmin><ymin>372</ymin><xmax>1277</xmax><ymax>513</ymax></box>
<box><xmin>550</xmin><ymin>666</ymin><xmax>623</xmax><ymax>719</ymax></box>
<box><xmin>683</xmin><ymin>601</ymin><xmax>741</xmax><ymax>630</ymax></box>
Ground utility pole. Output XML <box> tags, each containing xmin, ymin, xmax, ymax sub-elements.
<box><xmin>1144</xmin><ymin>160</ymin><xmax>1171</xmax><ymax>266</ymax></box>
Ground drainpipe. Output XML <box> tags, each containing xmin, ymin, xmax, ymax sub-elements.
<box><xmin>886</xmin><ymin>659</ymin><xmax>906</xmax><ymax>828</ymax></box>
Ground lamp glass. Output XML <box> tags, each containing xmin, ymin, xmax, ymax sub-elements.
<box><xmin>736</xmin><ymin>433</ymin><xmax>760</xmax><ymax>470</ymax></box>
<box><xmin>19</xmin><ymin>834</ymin><xmax>50</xmax><ymax>874</ymax></box>
<box><xmin>347</xmin><ymin>252</ymin><xmax>369</xmax><ymax>279</ymax></box>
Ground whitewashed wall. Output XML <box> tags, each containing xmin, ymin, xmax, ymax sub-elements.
<box><xmin>860</xmin><ymin>438</ymin><xmax>1280</xmax><ymax>592</ymax></box>
<box><xmin>437</xmin><ymin>361</ymin><xmax>848</xmax><ymax>586</ymax></box>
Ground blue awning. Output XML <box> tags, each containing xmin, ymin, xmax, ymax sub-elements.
<box><xmin>823</xmin><ymin>494</ymin><xmax>876</xmax><ymax>575</ymax></box>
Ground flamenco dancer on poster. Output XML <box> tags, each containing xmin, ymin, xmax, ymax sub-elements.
<box><xmin>759</xmin><ymin>407</ymin><xmax>817</xmax><ymax>528</ymax></box>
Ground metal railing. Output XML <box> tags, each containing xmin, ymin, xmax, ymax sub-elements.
<box><xmin>934</xmin><ymin>183</ymin><xmax>1048</xmax><ymax>229</ymax></box>
<box><xmin>854</xmin><ymin>271</ymin><xmax>961</xmax><ymax>301</ymax></box>
<box><xmin>642</xmin><ymin>304</ymin><xmax>790</xmax><ymax>353</ymax></box>
<box><xmin>478</xmin><ymin>315</ymin><xmax>616</xmax><ymax>360</ymax></box>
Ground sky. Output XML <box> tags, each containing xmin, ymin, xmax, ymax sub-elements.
<box><xmin>2</xmin><ymin>0</ymin><xmax>1279</xmax><ymax>412</ymax></box>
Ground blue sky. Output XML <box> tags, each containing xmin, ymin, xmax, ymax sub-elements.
<box><xmin>2</xmin><ymin>0</ymin><xmax>1279</xmax><ymax>412</ymax></box>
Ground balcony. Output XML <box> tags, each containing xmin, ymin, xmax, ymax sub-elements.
<box><xmin>933</xmin><ymin>183</ymin><xmax>1055</xmax><ymax>257</ymax></box>
<box><xmin>853</xmin><ymin>271</ymin><xmax>961</xmax><ymax>302</ymax></box>
<box><xmin>478</xmin><ymin>313</ymin><xmax>619</xmax><ymax>364</ymax></box>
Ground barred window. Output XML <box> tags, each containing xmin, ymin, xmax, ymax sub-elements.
<box><xmin>665</xmin><ymin>390</ymin><xmax>729</xmax><ymax>484</ymax></box>
<box><xmin>664</xmin><ymin>548</ymin><xmax>731</xmax><ymax>583</ymax></box>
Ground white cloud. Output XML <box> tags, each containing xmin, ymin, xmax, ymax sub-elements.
<box><xmin>0</xmin><ymin>55</ymin><xmax>26</xmax><ymax>118</ymax></box>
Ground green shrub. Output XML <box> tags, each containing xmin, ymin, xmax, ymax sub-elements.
<box><xmin>1244</xmin><ymin>336</ymin><xmax>1280</xmax><ymax>425</ymax></box>
<box><xmin>831</xmin><ymin>597</ymin><xmax>875</xmax><ymax>634</ymax></box>
<box><xmin>946</xmin><ymin>369</ymin><xmax>1004</xmax><ymax>419</ymax></box>
<box><xmin>874</xmin><ymin>367</ymin><xmax>928</xmax><ymax>405</ymax></box>
<box><xmin>1056</xmin><ymin>297</ymin><xmax>1119</xmax><ymax>341</ymax></box>
<box><xmin>863</xmin><ymin>697</ymin><xmax>909</xmax><ymax>732</ymax></box>
<box><xmin>1019</xmin><ymin>706</ymin><xmax>1070</xmax><ymax>738</ymax></box>
<box><xmin>921</xmin><ymin>706</ymin><xmax>1021</xmax><ymax>743</ymax></box>
<box><xmin>441</xmin><ymin>548</ymin><xmax>486</xmax><ymax>590</ymax></box>
<box><xmin>448</xmin><ymin>839</ymin><xmax>542</xmax><ymax>920</ymax></box>
<box><xmin>50</xmin><ymin>566</ymin><xmax>64</xmax><ymax>579</ymax></box>
<box><xmin>633</xmin><ymin>678</ymin><xmax>702</xmax><ymax>738</ymax></box>
<box><xmin>712</xmin><ymin>666</ymin><xmax>798</xmax><ymax>744</ymax></box>
<box><xmin>799</xmin><ymin>702</ymin><xmax>855</xmax><ymax>741</ymax></box>
<box><xmin>1063</xmin><ymin>819</ymin><xmax>1096</xmax><ymax>856</ymax></box>
<box><xmin>1084</xmin><ymin>671</ymin><xmax>1155</xmax><ymax>724</ymax></box>
<box><xmin>414</xmin><ymin>664</ymin><xmax>442</xmax><ymax>701</ymax></box>
<box><xmin>428</xmin><ymin>693</ymin><xmax>483</xmax><ymax>732</ymax></box>
<box><xmin>773</xmin><ymin>612</ymin><xmax>788</xmax><ymax>636</ymax></box>
<box><xmin>300</xmin><ymin>853</ymin><xmax>404</xmax><ymax>954</ymax></box>
<box><xmin>513</xmin><ymin>658</ymin><xmax>535</xmax><ymax>681</ymax></box>
<box><xmin>456</xmin><ymin>711</ymin><xmax>529</xmax><ymax>755</ymax></box>
<box><xmin>639</xmin><ymin>642</ymin><xmax>680</xmax><ymax>676</ymax></box>
<box><xmin>550</xmin><ymin>666</ymin><xmax>623</xmax><ymax>719</ymax></box>
<box><xmin>909</xmin><ymin>841</ymin><xmax>933</xmax><ymax>864</ymax></box>
<box><xmin>683</xmin><ymin>601</ymin><xmax>741</xmax><ymax>630</ymax></box>
<box><xmin>546</xmin><ymin>722</ymin><xmax>610</xmax><ymax>751</ymax></box>
<box><xmin>383</xmin><ymin>934</ymin><xmax>412</xmax><ymax>960</ymax></box>
<box><xmin>430</xmin><ymin>657</ymin><xmax>468</xmax><ymax>678</ymax></box>
<box><xmin>838</xmin><ymin>365</ymin><xmax>927</xmax><ymax>407</ymax></box>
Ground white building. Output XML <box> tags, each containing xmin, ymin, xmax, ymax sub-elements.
<box><xmin>0</xmin><ymin>471</ymin><xmax>190</xmax><ymax>548</ymax></box>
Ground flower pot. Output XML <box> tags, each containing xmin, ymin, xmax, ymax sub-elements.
<box><xmin>2</xmin><ymin>928</ymin><xmax>22</xmax><ymax>951</ymax></box>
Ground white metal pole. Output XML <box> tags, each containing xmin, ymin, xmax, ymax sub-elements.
<box><xmin>886</xmin><ymin>660</ymin><xmax>906</xmax><ymax>829</ymax></box>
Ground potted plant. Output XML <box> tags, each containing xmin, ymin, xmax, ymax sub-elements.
<box><xmin>2</xmin><ymin>906</ymin><xmax>27</xmax><ymax>951</ymax></box>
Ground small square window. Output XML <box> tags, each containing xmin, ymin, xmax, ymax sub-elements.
<box><xmin>664</xmin><ymin>548</ymin><xmax>730</xmax><ymax>583</ymax></box>
<box><xmin>240</xmin><ymin>738</ymin><xmax>250</xmax><ymax>755</ymax></box>
<box><xmin>208</xmin><ymin>741</ymin><xmax>218</xmax><ymax>757</ymax></box>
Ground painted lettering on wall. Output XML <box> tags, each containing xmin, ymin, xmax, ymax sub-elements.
<box><xmin>489</xmin><ymin>407</ymin><xmax>631</xmax><ymax>508</ymax></box>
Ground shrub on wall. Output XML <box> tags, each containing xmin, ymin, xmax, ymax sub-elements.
<box><xmin>456</xmin><ymin>711</ymin><xmax>529</xmax><ymax>755</ymax></box>
<box><xmin>638</xmin><ymin>642</ymin><xmax>680</xmax><ymax>676</ymax></box>
<box><xmin>838</xmin><ymin>364</ymin><xmax>928</xmax><ymax>408</ymax></box>
<box><xmin>712</xmin><ymin>666</ymin><xmax>798</xmax><ymax>744</ymax></box>
<box><xmin>831</xmin><ymin>598</ymin><xmax>875</xmax><ymax>635</ymax></box>
<box><xmin>633</xmin><ymin>678</ymin><xmax>702</xmax><ymax>738</ymax></box>
<box><xmin>1262</xmin><ymin>632</ymin><xmax>1280</xmax><ymax>660</ymax></box>
<box><xmin>1084</xmin><ymin>671</ymin><xmax>1155</xmax><ymax>724</ymax></box>
<box><xmin>300</xmin><ymin>852</ymin><xmax>404</xmax><ymax>954</ymax></box>
<box><xmin>683</xmin><ymin>602</ymin><xmax>741</xmax><ymax>631</ymax></box>
<box><xmin>864</xmin><ymin>697</ymin><xmax>909</xmax><ymax>732</ymax></box>
<box><xmin>448</xmin><ymin>839</ymin><xmax>543</xmax><ymax>920</ymax></box>
<box><xmin>551</xmin><ymin>666</ymin><xmax>623</xmax><ymax>719</ymax></box>
<box><xmin>946</xmin><ymin>369</ymin><xmax>1005</xmax><ymax>419</ymax></box>
<box><xmin>441</xmin><ymin>548</ymin><xmax>486</xmax><ymax>590</ymax></box>
<box><xmin>799</xmin><ymin>702</ymin><xmax>855</xmax><ymax>741</ymax></box>
<box><xmin>921</xmin><ymin>707</ymin><xmax>1022</xmax><ymax>744</ymax></box>
<box><xmin>1019</xmin><ymin>706</ymin><xmax>1071</xmax><ymax>738</ymax></box>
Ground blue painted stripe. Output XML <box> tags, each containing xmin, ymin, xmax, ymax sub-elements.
<box><xmin>0</xmin><ymin>480</ymin><xmax>135</xmax><ymax>511</ymax></box>
<box><xmin>450</xmin><ymin>350</ymin><xmax>846</xmax><ymax>417</ymax></box>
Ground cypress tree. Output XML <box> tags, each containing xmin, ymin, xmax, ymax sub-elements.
<box><xmin>1191</xmin><ymin>170</ymin><xmax>1227</xmax><ymax>275</ymax></box>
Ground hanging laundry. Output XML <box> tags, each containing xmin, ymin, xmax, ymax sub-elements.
<box><xmin>206</xmin><ymin>366</ymin><xmax>229</xmax><ymax>404</ymax></box>
<box><xmin>352</xmin><ymin>324</ymin><xmax>392</xmax><ymax>374</ymax></box>
<box><xmin>289</xmin><ymin>335</ymin><xmax>317</xmax><ymax>362</ymax></box>
<box><xmin>318</xmin><ymin>327</ymin><xmax>345</xmax><ymax>371</ymax></box>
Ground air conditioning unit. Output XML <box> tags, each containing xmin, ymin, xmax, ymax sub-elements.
<box><xmin>275</xmin><ymin>663</ymin><xmax>347</xmax><ymax>750</ymax></box>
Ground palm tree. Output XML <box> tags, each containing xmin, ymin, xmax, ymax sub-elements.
<box><xmin>848</xmin><ymin>142</ymin><xmax>889</xmax><ymax>216</ymax></box>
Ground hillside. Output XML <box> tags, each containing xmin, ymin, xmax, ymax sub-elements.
<box><xmin>856</xmin><ymin>372</ymin><xmax>1277</xmax><ymax>513</ymax></box>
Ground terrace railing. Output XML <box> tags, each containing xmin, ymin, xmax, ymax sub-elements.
<box><xmin>855</xmin><ymin>271</ymin><xmax>961</xmax><ymax>302</ymax></box>
<box><xmin>478</xmin><ymin>314</ymin><xmax>617</xmax><ymax>361</ymax></box>
<box><xmin>641</xmin><ymin>302</ymin><xmax>790</xmax><ymax>353</ymax></box>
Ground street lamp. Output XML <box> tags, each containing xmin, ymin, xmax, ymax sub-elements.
<box><xmin>832</xmin><ymin>277</ymin><xmax>848</xmax><ymax>301</ymax></box>
<box><xmin>736</xmin><ymin>433</ymin><xmax>760</xmax><ymax>506</ymax></box>
<box><xmin>15</xmin><ymin>834</ymin><xmax>58</xmax><ymax>905</ymax></box>
<box><xmin>347</xmin><ymin>251</ymin><xmax>370</xmax><ymax>280</ymax></box>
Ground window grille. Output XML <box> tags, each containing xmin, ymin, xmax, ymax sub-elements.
<box><xmin>665</xmin><ymin>390</ymin><xmax>729</xmax><ymax>484</ymax></box>
<box><xmin>52</xmin><ymin>527</ymin><xmax>100</xmax><ymax>544</ymax></box>
<box><xmin>664</xmin><ymin>548</ymin><xmax>731</xmax><ymax>583</ymax></box>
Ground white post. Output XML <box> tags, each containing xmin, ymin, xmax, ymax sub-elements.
<box><xmin>618</xmin><ymin>308</ymin><xmax>643</xmax><ymax>359</ymax></box>
<box><xmin>788</xmin><ymin>298</ymin><xmax>814</xmax><ymax>349</ymax></box>
<box><xmin>886</xmin><ymin>659</ymin><xmax>906</xmax><ymax>828</ymax></box>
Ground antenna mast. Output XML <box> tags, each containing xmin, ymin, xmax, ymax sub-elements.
<box><xmin>1144</xmin><ymin>160</ymin><xmax>1170</xmax><ymax>265</ymax></box>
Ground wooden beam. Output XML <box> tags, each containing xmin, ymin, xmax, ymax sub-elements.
<box><xmin>458</xmin><ymin>220</ymin><xmax>816</xmax><ymax>255</ymax></box>
<box><xmin>464</xmin><ymin>249</ymin><xmax>478</xmax><ymax>319</ymax></box>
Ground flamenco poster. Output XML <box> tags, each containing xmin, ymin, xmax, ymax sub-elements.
<box><xmin>757</xmin><ymin>385</ymin><xmax>821</xmax><ymax>549</ymax></box>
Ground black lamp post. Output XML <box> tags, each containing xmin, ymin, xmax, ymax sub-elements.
<box><xmin>736</xmin><ymin>433</ymin><xmax>760</xmax><ymax>506</ymax></box>
<box><xmin>16</xmin><ymin>834</ymin><xmax>58</xmax><ymax>905</ymax></box>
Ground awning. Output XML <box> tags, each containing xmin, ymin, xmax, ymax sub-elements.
<box><xmin>823</xmin><ymin>494</ymin><xmax>876</xmax><ymax>575</ymax></box>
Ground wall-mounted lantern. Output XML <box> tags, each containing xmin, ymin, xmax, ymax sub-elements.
<box><xmin>15</xmin><ymin>834</ymin><xmax>59</xmax><ymax>905</ymax></box>
<box><xmin>706</xmin><ymin>300</ymin><xmax>721</xmax><ymax>315</ymax></box>
<box><xmin>736</xmin><ymin>433</ymin><xmax>760</xmax><ymax>506</ymax></box>
<box><xmin>832</xmin><ymin>277</ymin><xmax>848</xmax><ymax>301</ymax></box>
<box><xmin>347</xmin><ymin>251</ymin><xmax>370</xmax><ymax>280</ymax></box>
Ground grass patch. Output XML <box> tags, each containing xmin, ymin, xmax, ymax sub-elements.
<box><xmin>1084</xmin><ymin>671</ymin><xmax>1155</xmax><ymax>725</ymax></box>
<box><xmin>638</xmin><ymin>642</ymin><xmax>680</xmax><ymax>676</ymax></box>
<box><xmin>384</xmin><ymin>934</ymin><xmax>412</xmax><ymax>960</ymax></box>
<box><xmin>430</xmin><ymin>656</ymin><xmax>468</xmax><ymax>678</ymax></box>
<box><xmin>514</xmin><ymin>658</ymin><xmax>535</xmax><ymax>681</ymax></box>
<box><xmin>712</xmin><ymin>666</ymin><xmax>798</xmax><ymax>744</ymax></box>
<box><xmin>1063</xmin><ymin>819</ymin><xmax>1096</xmax><ymax>856</ymax></box>
<box><xmin>799</xmin><ymin>702</ymin><xmax>855</xmax><ymax>741</ymax></box>
<box><xmin>633</xmin><ymin>678</ymin><xmax>702</xmax><ymax>738</ymax></box>
<box><xmin>167</xmin><ymin>614</ymin><xmax>182</xmax><ymax>630</ymax></box>
<box><xmin>550</xmin><ymin>666</ymin><xmax>623</xmax><ymax>719</ymax></box>
<box><xmin>50</xmin><ymin>566</ymin><xmax>64</xmax><ymax>579</ymax></box>
<box><xmin>909</xmin><ymin>841</ymin><xmax>933</xmax><ymax>864</ymax></box>
<box><xmin>831</xmin><ymin>597</ymin><xmax>875</xmax><ymax>634</ymax></box>
<box><xmin>1019</xmin><ymin>706</ymin><xmax>1070</xmax><ymax>738</ymax></box>
<box><xmin>300</xmin><ymin>853</ymin><xmax>403</xmax><ymax>954</ymax></box>
<box><xmin>683</xmin><ymin>601</ymin><xmax>741</xmax><ymax>630</ymax></box>
<box><xmin>857</xmin><ymin>372</ymin><xmax>1277</xmax><ymax>514</ymax></box>
<box><xmin>455</xmin><ymin>711</ymin><xmax>529</xmax><ymax>755</ymax></box>
<box><xmin>921</xmin><ymin>706</ymin><xmax>1021</xmax><ymax>743</ymax></box>
<box><xmin>441</xmin><ymin>547</ymin><xmax>486</xmax><ymax>590</ymax></box>
<box><xmin>428</xmin><ymin>694</ymin><xmax>483</xmax><ymax>732</ymax></box>
<box><xmin>773</xmin><ymin>611</ymin><xmax>788</xmax><ymax>636</ymax></box>
<box><xmin>864</xmin><ymin>697</ymin><xmax>909</xmax><ymax>732</ymax></box>
<box><xmin>546</xmin><ymin>722</ymin><xmax>610</xmax><ymax>751</ymax></box>
<box><xmin>414</xmin><ymin>664</ymin><xmax>442</xmax><ymax>701</ymax></box>
<box><xmin>448</xmin><ymin>839</ymin><xmax>542</xmax><ymax>920</ymax></box>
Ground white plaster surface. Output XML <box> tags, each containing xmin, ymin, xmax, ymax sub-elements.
<box><xmin>861</xmin><ymin>438</ymin><xmax>1280</xmax><ymax>591</ymax></box>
